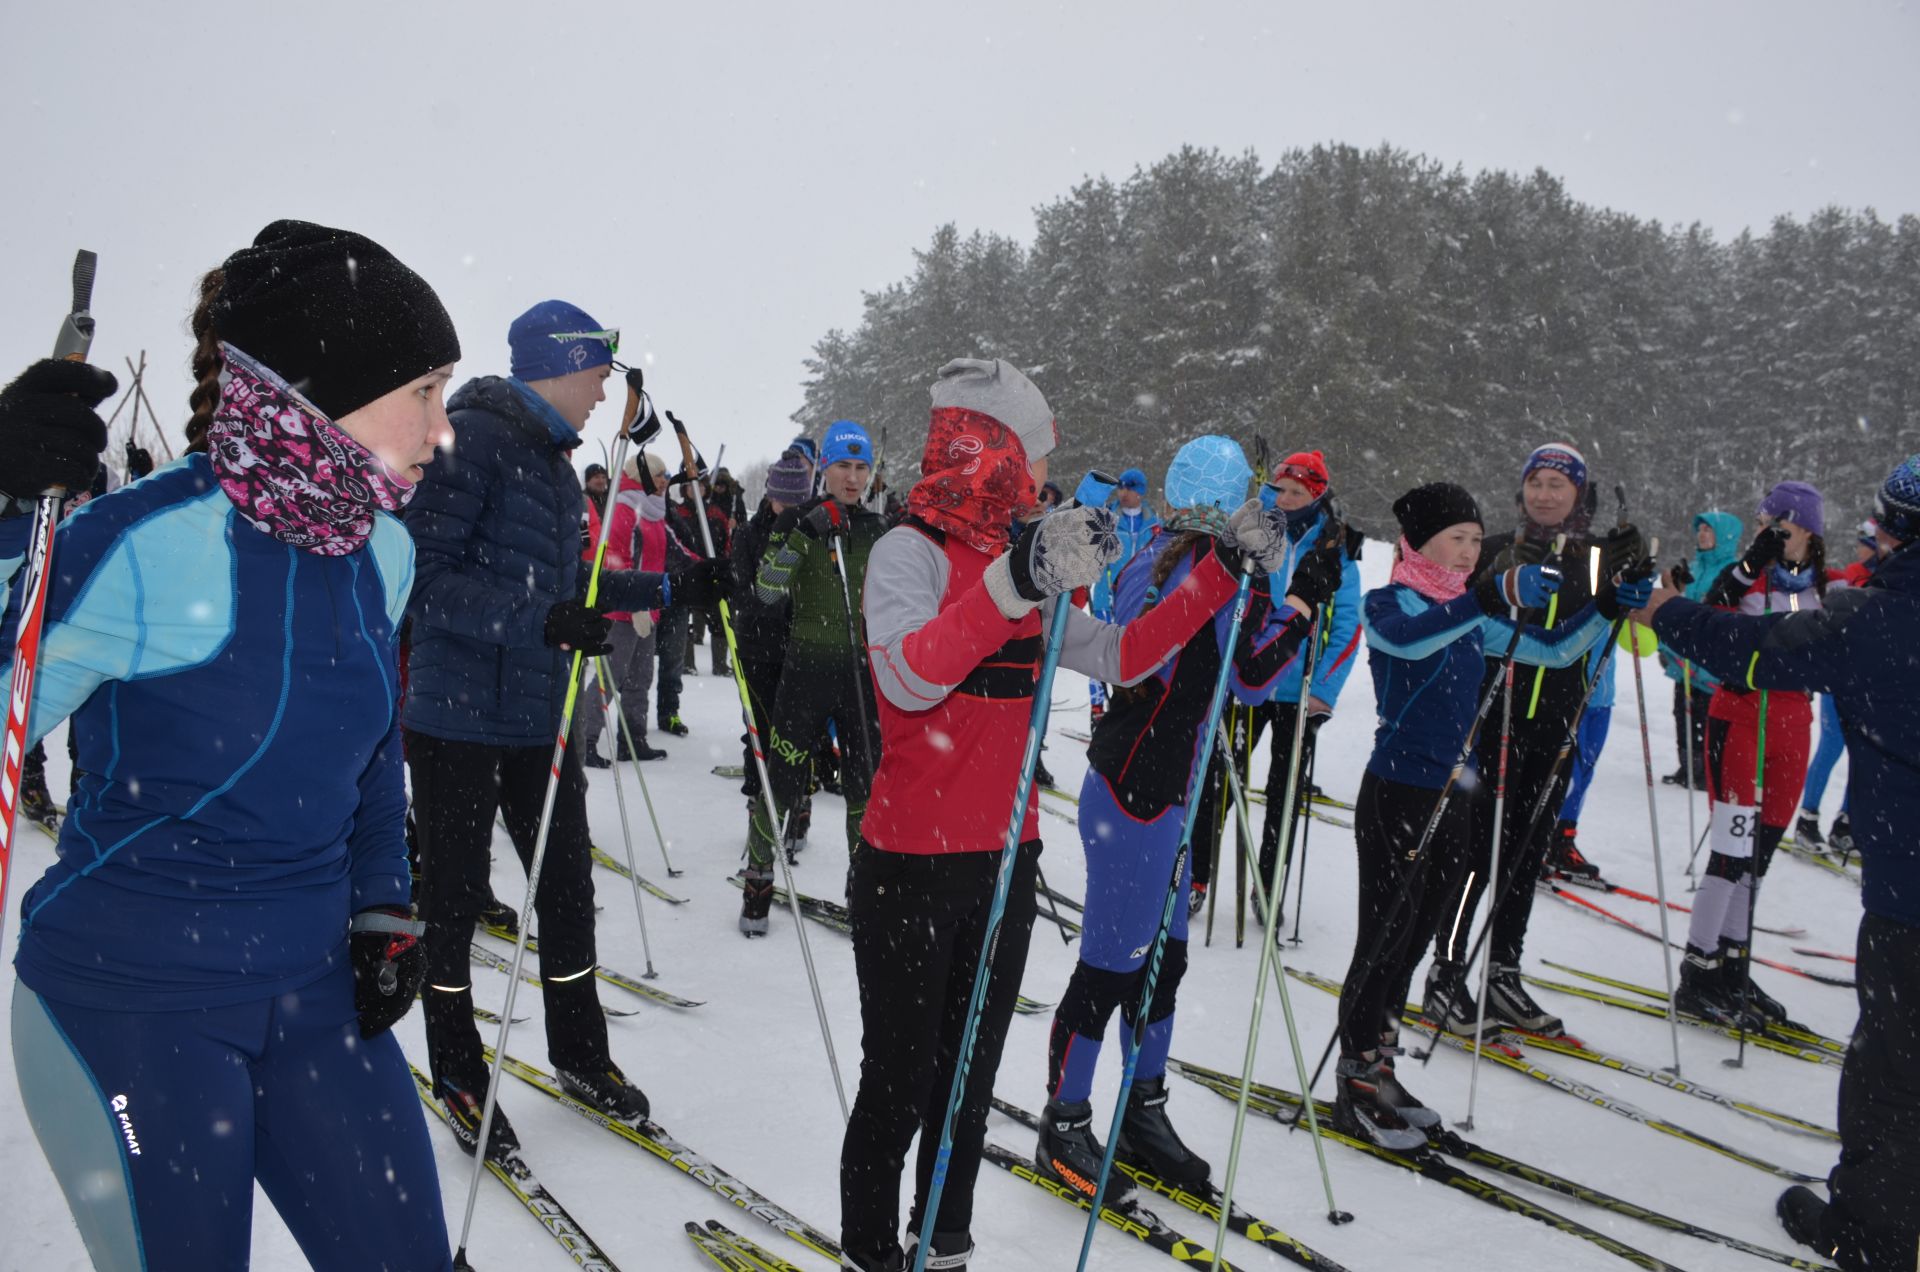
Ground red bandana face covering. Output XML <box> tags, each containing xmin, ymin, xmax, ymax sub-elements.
<box><xmin>208</xmin><ymin>344</ymin><xmax>416</xmax><ymax>556</ymax></box>
<box><xmin>906</xmin><ymin>407</ymin><xmax>1039</xmax><ymax>555</ymax></box>
<box><xmin>1391</xmin><ymin>535</ymin><xmax>1471</xmax><ymax>602</ymax></box>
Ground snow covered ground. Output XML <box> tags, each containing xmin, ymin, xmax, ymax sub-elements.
<box><xmin>2</xmin><ymin>542</ymin><xmax>1860</xmax><ymax>1272</ymax></box>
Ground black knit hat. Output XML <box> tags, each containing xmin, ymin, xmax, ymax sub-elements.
<box><xmin>1392</xmin><ymin>482</ymin><xmax>1483</xmax><ymax>550</ymax></box>
<box><xmin>214</xmin><ymin>220</ymin><xmax>460</xmax><ymax>420</ymax></box>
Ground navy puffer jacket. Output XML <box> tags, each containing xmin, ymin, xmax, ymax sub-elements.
<box><xmin>403</xmin><ymin>375</ymin><xmax>665</xmax><ymax>746</ymax></box>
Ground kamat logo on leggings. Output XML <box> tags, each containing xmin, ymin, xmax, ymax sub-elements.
<box><xmin>109</xmin><ymin>1094</ymin><xmax>141</xmax><ymax>1156</ymax></box>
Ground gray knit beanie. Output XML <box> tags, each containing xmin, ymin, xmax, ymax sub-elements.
<box><xmin>928</xmin><ymin>358</ymin><xmax>1057</xmax><ymax>462</ymax></box>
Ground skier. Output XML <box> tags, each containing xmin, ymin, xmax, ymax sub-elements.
<box><xmin>730</xmin><ymin>448</ymin><xmax>815</xmax><ymax>913</ymax></box>
<box><xmin>843</xmin><ymin>358</ymin><xmax>1274</xmax><ymax>1272</ymax></box>
<box><xmin>678</xmin><ymin>476</ymin><xmax>733</xmax><ymax>676</ymax></box>
<box><xmin>403</xmin><ymin>298</ymin><xmax>723</xmax><ymax>1157</ymax></box>
<box><xmin>582</xmin><ymin>462</ymin><xmax>610</xmax><ymax>515</ymax></box>
<box><xmin>1659</xmin><ymin>510</ymin><xmax>1743</xmax><ymax>786</ymax></box>
<box><xmin>1338</xmin><ymin>482</ymin><xmax>1647</xmax><ymax>1146</ymax></box>
<box><xmin>1672</xmin><ymin>481</ymin><xmax>1847</xmax><ymax>1027</ymax></box>
<box><xmin>1638</xmin><ymin>456</ymin><xmax>1920</xmax><ymax>1272</ymax></box>
<box><xmin>1422</xmin><ymin>442</ymin><xmax>1644</xmax><ymax>1037</ymax></box>
<box><xmin>1794</xmin><ymin>519</ymin><xmax>1879</xmax><ymax>854</ymax></box>
<box><xmin>4</xmin><ymin>220</ymin><xmax>460</xmax><ymax>1270</ymax></box>
<box><xmin>1036</xmin><ymin>436</ymin><xmax>1335</xmax><ymax>1200</ymax></box>
<box><xmin>578</xmin><ymin>449</ymin><xmax>673</xmax><ymax>764</ymax></box>
<box><xmin>1087</xmin><ymin>467</ymin><xmax>1160</xmax><ymax>723</ymax></box>
<box><xmin>742</xmin><ymin>420</ymin><xmax>885</xmax><ymax>928</ymax></box>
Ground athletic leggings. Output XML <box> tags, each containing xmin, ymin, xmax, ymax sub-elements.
<box><xmin>840</xmin><ymin>840</ymin><xmax>1040</xmax><ymax>1262</ymax></box>
<box><xmin>1048</xmin><ymin>772</ymin><xmax>1193</xmax><ymax>1104</ymax></box>
<box><xmin>1339</xmin><ymin>771</ymin><xmax>1474</xmax><ymax>1056</ymax></box>
<box><xmin>1685</xmin><ymin>699</ymin><xmax>1811</xmax><ymax>953</ymax></box>
<box><xmin>11</xmin><ymin>964</ymin><xmax>451</xmax><ymax>1272</ymax></box>
<box><xmin>1801</xmin><ymin>693</ymin><xmax>1851</xmax><ymax>816</ymax></box>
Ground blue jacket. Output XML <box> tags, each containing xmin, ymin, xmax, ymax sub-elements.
<box><xmin>1263</xmin><ymin>505</ymin><xmax>1362</xmax><ymax>708</ymax></box>
<box><xmin>1361</xmin><ymin>583</ymin><xmax>1610</xmax><ymax>789</ymax></box>
<box><xmin>1090</xmin><ymin>506</ymin><xmax>1161</xmax><ymax>619</ymax></box>
<box><xmin>1653</xmin><ymin>542</ymin><xmax>1920</xmax><ymax>929</ymax></box>
<box><xmin>1660</xmin><ymin>509</ymin><xmax>1744</xmax><ymax>692</ymax></box>
<box><xmin>403</xmin><ymin>376</ymin><xmax>666</xmax><ymax>746</ymax></box>
<box><xmin>1</xmin><ymin>457</ymin><xmax>413</xmax><ymax>1010</ymax></box>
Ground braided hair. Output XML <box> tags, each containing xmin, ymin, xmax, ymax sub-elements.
<box><xmin>184</xmin><ymin>268</ymin><xmax>226</xmax><ymax>455</ymax></box>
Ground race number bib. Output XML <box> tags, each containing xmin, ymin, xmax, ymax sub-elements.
<box><xmin>1710</xmin><ymin>801</ymin><xmax>1760</xmax><ymax>862</ymax></box>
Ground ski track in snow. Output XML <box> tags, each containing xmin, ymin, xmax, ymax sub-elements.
<box><xmin>1</xmin><ymin>544</ymin><xmax>1858</xmax><ymax>1271</ymax></box>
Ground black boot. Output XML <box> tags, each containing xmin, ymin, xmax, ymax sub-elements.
<box><xmin>1793</xmin><ymin>810</ymin><xmax>1826</xmax><ymax>850</ymax></box>
<box><xmin>1371</xmin><ymin>1031</ymin><xmax>1441</xmax><ymax>1129</ymax></box>
<box><xmin>1421</xmin><ymin>958</ymin><xmax>1482</xmax><ymax>1037</ymax></box>
<box><xmin>1545</xmin><ymin>821</ymin><xmax>1602</xmax><ymax>881</ymax></box>
<box><xmin>1827</xmin><ymin>811</ymin><xmax>1855</xmax><ymax>859</ymax></box>
<box><xmin>1775</xmin><ymin>1186</ymin><xmax>1836</xmax><ymax>1255</ymax></box>
<box><xmin>1035</xmin><ymin>1097</ymin><xmax>1131</xmax><ymax>1202</ymax></box>
<box><xmin>838</xmin><ymin>1244</ymin><xmax>906</xmax><ymax>1272</ymax></box>
<box><xmin>556</xmin><ymin>1062</ymin><xmax>650</xmax><ymax>1123</ymax></box>
<box><xmin>426</xmin><ymin>987</ymin><xmax>521</xmax><ymax>1163</ymax></box>
<box><xmin>1331</xmin><ymin>1053</ymin><xmax>1429</xmax><ymax>1151</ymax></box>
<box><xmin>1115</xmin><ymin>1076</ymin><xmax>1210</xmax><ymax>1185</ymax></box>
<box><xmin>902</xmin><ymin>1230</ymin><xmax>973</xmax><ymax>1271</ymax></box>
<box><xmin>739</xmin><ymin>866</ymin><xmax>774</xmax><ymax>937</ymax></box>
<box><xmin>476</xmin><ymin>893</ymin><xmax>518</xmax><ymax>936</ymax></box>
<box><xmin>1675</xmin><ymin>946</ymin><xmax>1764</xmax><ymax>1030</ymax></box>
<box><xmin>1720</xmin><ymin>941</ymin><xmax>1789</xmax><ymax>1023</ymax></box>
<box><xmin>1485</xmin><ymin>963</ymin><xmax>1564</xmax><ymax>1036</ymax></box>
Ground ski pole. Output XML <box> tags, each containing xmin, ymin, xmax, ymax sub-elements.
<box><xmin>1211</xmin><ymin>617</ymin><xmax>1352</xmax><ymax>1267</ymax></box>
<box><xmin>586</xmin><ymin>652</ymin><xmax>661</xmax><ymax>979</ymax></box>
<box><xmin>1034</xmin><ymin>860</ymin><xmax>1076</xmax><ymax>947</ymax></box>
<box><xmin>825</xmin><ymin>510</ymin><xmax>879</xmax><ymax>790</ymax></box>
<box><xmin>668</xmin><ymin>409</ymin><xmax>849</xmax><ymax>1121</ymax></box>
<box><xmin>1626</xmin><ymin>539</ymin><xmax>1684</xmax><ymax>1076</ymax></box>
<box><xmin>1685</xmin><ymin>818</ymin><xmax>1711</xmax><ymax>890</ymax></box>
<box><xmin>916</xmin><ymin>473</ymin><xmax>1119</xmax><ymax>1270</ymax></box>
<box><xmin>1076</xmin><ymin>564</ymin><xmax>1256</xmax><ymax>1272</ymax></box>
<box><xmin>1288</xmin><ymin>685</ymin><xmax>1322</xmax><ymax>947</ymax></box>
<box><xmin>1233</xmin><ymin>705</ymin><xmax>1250</xmax><ymax>947</ymax></box>
<box><xmin>452</xmin><ymin>371</ymin><xmax>660</xmax><ymax>1270</ymax></box>
<box><xmin>1</xmin><ymin>250</ymin><xmax>97</xmax><ymax>951</ymax></box>
<box><xmin>1457</xmin><ymin>595</ymin><xmax>1524</xmax><ymax>1131</ymax></box>
<box><xmin>1296</xmin><ymin>605</ymin><xmax>1531</xmax><ymax>1108</ymax></box>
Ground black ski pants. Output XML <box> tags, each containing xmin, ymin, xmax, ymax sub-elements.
<box><xmin>840</xmin><ymin>840</ymin><xmax>1041</xmax><ymax>1264</ymax></box>
<box><xmin>1434</xmin><ymin>717</ymin><xmax>1569</xmax><ymax>967</ymax></box>
<box><xmin>1190</xmin><ymin>703</ymin><xmax>1256</xmax><ymax>889</ymax></box>
<box><xmin>406</xmin><ymin>730</ymin><xmax>609</xmax><ymax>1078</ymax></box>
<box><xmin>1341</xmin><ymin>771</ymin><xmax>1474</xmax><ymax>1056</ymax></box>
<box><xmin>764</xmin><ymin>643</ymin><xmax>879</xmax><ymax>868</ymax></box>
<box><xmin>1825</xmin><ymin>912</ymin><xmax>1920</xmax><ymax>1271</ymax></box>
<box><xmin>1671</xmin><ymin>680</ymin><xmax>1713</xmax><ymax>778</ymax></box>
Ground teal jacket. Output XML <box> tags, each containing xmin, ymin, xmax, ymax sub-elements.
<box><xmin>1661</xmin><ymin>509</ymin><xmax>1744</xmax><ymax>690</ymax></box>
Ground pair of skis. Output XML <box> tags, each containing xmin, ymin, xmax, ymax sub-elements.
<box><xmin>1539</xmin><ymin>881</ymin><xmax>1852</xmax><ymax>986</ymax></box>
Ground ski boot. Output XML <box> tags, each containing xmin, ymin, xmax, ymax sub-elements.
<box><xmin>739</xmin><ymin>866</ymin><xmax>774</xmax><ymax>937</ymax></box>
<box><xmin>556</xmin><ymin>1062</ymin><xmax>650</xmax><ymax>1123</ymax></box>
<box><xmin>1485</xmin><ymin>963</ymin><xmax>1564</xmax><ymax>1036</ymax></box>
<box><xmin>1720</xmin><ymin>941</ymin><xmax>1789</xmax><ymax>1023</ymax></box>
<box><xmin>1775</xmin><ymin>1186</ymin><xmax>1836</xmax><ymax>1255</ymax></box>
<box><xmin>19</xmin><ymin>783</ymin><xmax>60</xmax><ymax>832</ymax></box>
<box><xmin>1793</xmin><ymin>809</ymin><xmax>1826</xmax><ymax>851</ymax></box>
<box><xmin>1331</xmin><ymin>1054</ymin><xmax>1429</xmax><ymax>1151</ymax></box>
<box><xmin>783</xmin><ymin>834</ymin><xmax>808</xmax><ymax>865</ymax></box>
<box><xmin>1186</xmin><ymin>880</ymin><xmax>1208</xmax><ymax>918</ymax></box>
<box><xmin>903</xmin><ymin>1229</ymin><xmax>974</xmax><ymax>1271</ymax></box>
<box><xmin>659</xmin><ymin>714</ymin><xmax>690</xmax><ymax>737</ymax></box>
<box><xmin>1115</xmin><ymin>1076</ymin><xmax>1211</xmax><ymax>1185</ymax></box>
<box><xmin>1827</xmin><ymin>811</ymin><xmax>1855</xmax><ymax>860</ymax></box>
<box><xmin>434</xmin><ymin>1064</ymin><xmax>521</xmax><ymax>1163</ymax></box>
<box><xmin>1421</xmin><ymin>958</ymin><xmax>1482</xmax><ymax>1037</ymax></box>
<box><xmin>1546</xmin><ymin>821</ymin><xmax>1602</xmax><ymax>882</ymax></box>
<box><xmin>1371</xmin><ymin>1031</ymin><xmax>1441</xmax><ymax>1129</ymax></box>
<box><xmin>1675</xmin><ymin>947</ymin><xmax>1765</xmax><ymax>1030</ymax></box>
<box><xmin>582</xmin><ymin>749</ymin><xmax>613</xmax><ymax>769</ymax></box>
<box><xmin>1034</xmin><ymin>756</ymin><xmax>1057</xmax><ymax>791</ymax></box>
<box><xmin>1035</xmin><ymin>1097</ymin><xmax>1132</xmax><ymax>1203</ymax></box>
<box><xmin>838</xmin><ymin>1245</ymin><xmax>906</xmax><ymax>1272</ymax></box>
<box><xmin>477</xmin><ymin>892</ymin><xmax>519</xmax><ymax>937</ymax></box>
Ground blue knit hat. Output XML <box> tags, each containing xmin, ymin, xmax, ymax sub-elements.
<box><xmin>819</xmin><ymin>420</ymin><xmax>873</xmax><ymax>469</ymax></box>
<box><xmin>509</xmin><ymin>299</ymin><xmax>617</xmax><ymax>382</ymax></box>
<box><xmin>1164</xmin><ymin>436</ymin><xmax>1252</xmax><ymax>512</ymax></box>
<box><xmin>1522</xmin><ymin>442</ymin><xmax>1587</xmax><ymax>491</ymax></box>
<box><xmin>1876</xmin><ymin>454</ymin><xmax>1920</xmax><ymax>543</ymax></box>
<box><xmin>1118</xmin><ymin>467</ymin><xmax>1148</xmax><ymax>493</ymax></box>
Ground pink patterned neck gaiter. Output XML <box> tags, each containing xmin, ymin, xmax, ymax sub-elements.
<box><xmin>207</xmin><ymin>344</ymin><xmax>416</xmax><ymax>556</ymax></box>
<box><xmin>1391</xmin><ymin>535</ymin><xmax>1472</xmax><ymax>602</ymax></box>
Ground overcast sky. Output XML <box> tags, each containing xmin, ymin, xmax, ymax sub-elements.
<box><xmin>4</xmin><ymin>0</ymin><xmax>1916</xmax><ymax>472</ymax></box>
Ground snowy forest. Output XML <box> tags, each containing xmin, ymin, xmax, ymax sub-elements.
<box><xmin>792</xmin><ymin>143</ymin><xmax>1918</xmax><ymax>540</ymax></box>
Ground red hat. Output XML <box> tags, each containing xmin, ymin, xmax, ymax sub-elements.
<box><xmin>1271</xmin><ymin>449</ymin><xmax>1329</xmax><ymax>497</ymax></box>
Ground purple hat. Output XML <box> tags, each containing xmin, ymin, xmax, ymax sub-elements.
<box><xmin>765</xmin><ymin>450</ymin><xmax>813</xmax><ymax>505</ymax></box>
<box><xmin>1758</xmin><ymin>480</ymin><xmax>1825</xmax><ymax>539</ymax></box>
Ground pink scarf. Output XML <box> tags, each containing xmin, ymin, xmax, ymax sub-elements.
<box><xmin>208</xmin><ymin>344</ymin><xmax>415</xmax><ymax>556</ymax></box>
<box><xmin>1391</xmin><ymin>536</ymin><xmax>1471</xmax><ymax>601</ymax></box>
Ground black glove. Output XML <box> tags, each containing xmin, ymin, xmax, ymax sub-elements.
<box><xmin>668</xmin><ymin>555</ymin><xmax>728</xmax><ymax>609</ymax></box>
<box><xmin>1598</xmin><ymin>523</ymin><xmax>1649</xmax><ymax>581</ymax></box>
<box><xmin>1286</xmin><ymin>532</ymin><xmax>1345</xmax><ymax>612</ymax></box>
<box><xmin>799</xmin><ymin>498</ymin><xmax>846</xmax><ymax>541</ymax></box>
<box><xmin>770</xmin><ymin>502</ymin><xmax>809</xmax><ymax>537</ymax></box>
<box><xmin>350</xmin><ymin>907</ymin><xmax>426</xmax><ymax>1040</ymax></box>
<box><xmin>0</xmin><ymin>359</ymin><xmax>117</xmax><ymax>501</ymax></box>
<box><xmin>1596</xmin><ymin>559</ymin><xmax>1659</xmax><ymax>620</ymax></box>
<box><xmin>124</xmin><ymin>439</ymin><xmax>154</xmax><ymax>481</ymax></box>
<box><xmin>1739</xmin><ymin>527</ymin><xmax>1787</xmax><ymax>577</ymax></box>
<box><xmin>544</xmin><ymin>598</ymin><xmax>613</xmax><ymax>654</ymax></box>
<box><xmin>1668</xmin><ymin>560</ymin><xmax>1694</xmax><ymax>589</ymax></box>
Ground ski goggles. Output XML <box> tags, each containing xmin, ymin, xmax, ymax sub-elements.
<box><xmin>1269</xmin><ymin>461</ymin><xmax>1327</xmax><ymax>493</ymax></box>
<box><xmin>547</xmin><ymin>328</ymin><xmax>620</xmax><ymax>357</ymax></box>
